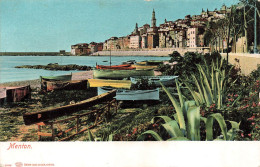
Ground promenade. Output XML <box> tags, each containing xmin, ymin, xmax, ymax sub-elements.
<box><xmin>92</xmin><ymin>47</ymin><xmax>210</xmax><ymax>56</ymax></box>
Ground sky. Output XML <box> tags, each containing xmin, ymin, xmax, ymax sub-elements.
<box><xmin>0</xmin><ymin>0</ymin><xmax>239</xmax><ymax>52</ymax></box>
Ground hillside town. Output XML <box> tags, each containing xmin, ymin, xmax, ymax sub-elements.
<box><xmin>71</xmin><ymin>3</ymin><xmax>260</xmax><ymax>56</ymax></box>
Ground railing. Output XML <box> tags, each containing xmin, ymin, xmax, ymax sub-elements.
<box><xmin>36</xmin><ymin>99</ymin><xmax>117</xmax><ymax>141</ymax></box>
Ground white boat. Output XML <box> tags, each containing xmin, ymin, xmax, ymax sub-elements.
<box><xmin>97</xmin><ymin>87</ymin><xmax>160</xmax><ymax>101</ymax></box>
<box><xmin>130</xmin><ymin>76</ymin><xmax>178</xmax><ymax>87</ymax></box>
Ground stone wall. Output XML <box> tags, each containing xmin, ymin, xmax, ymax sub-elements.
<box><xmin>93</xmin><ymin>47</ymin><xmax>210</xmax><ymax>56</ymax></box>
<box><xmin>221</xmin><ymin>53</ymin><xmax>260</xmax><ymax>75</ymax></box>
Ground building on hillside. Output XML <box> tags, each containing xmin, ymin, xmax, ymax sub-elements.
<box><xmin>187</xmin><ymin>26</ymin><xmax>205</xmax><ymax>48</ymax></box>
<box><xmin>71</xmin><ymin>43</ymin><xmax>90</xmax><ymax>55</ymax></box>
<box><xmin>170</xmin><ymin>28</ymin><xmax>186</xmax><ymax>48</ymax></box>
<box><xmin>139</xmin><ymin>24</ymin><xmax>150</xmax><ymax>35</ymax></box>
<box><xmin>107</xmin><ymin>37</ymin><xmax>119</xmax><ymax>50</ymax></box>
<box><xmin>90</xmin><ymin>42</ymin><xmax>98</xmax><ymax>53</ymax></box>
<box><xmin>130</xmin><ymin>35</ymin><xmax>141</xmax><ymax>49</ymax></box>
<box><xmin>141</xmin><ymin>34</ymin><xmax>148</xmax><ymax>48</ymax></box>
<box><xmin>123</xmin><ymin>36</ymin><xmax>131</xmax><ymax>49</ymax></box>
<box><xmin>97</xmin><ymin>43</ymin><xmax>103</xmax><ymax>51</ymax></box>
<box><xmin>147</xmin><ymin>33</ymin><xmax>159</xmax><ymax>49</ymax></box>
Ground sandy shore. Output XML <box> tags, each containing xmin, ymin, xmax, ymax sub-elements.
<box><xmin>0</xmin><ymin>71</ymin><xmax>94</xmax><ymax>89</ymax></box>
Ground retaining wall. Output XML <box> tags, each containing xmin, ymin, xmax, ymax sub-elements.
<box><xmin>221</xmin><ymin>53</ymin><xmax>260</xmax><ymax>75</ymax></box>
<box><xmin>92</xmin><ymin>47</ymin><xmax>210</xmax><ymax>56</ymax></box>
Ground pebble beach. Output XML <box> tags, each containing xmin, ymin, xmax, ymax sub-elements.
<box><xmin>0</xmin><ymin>71</ymin><xmax>94</xmax><ymax>89</ymax></box>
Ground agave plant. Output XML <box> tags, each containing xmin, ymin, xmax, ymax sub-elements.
<box><xmin>137</xmin><ymin>82</ymin><xmax>240</xmax><ymax>141</ymax></box>
<box><xmin>87</xmin><ymin>129</ymin><xmax>113</xmax><ymax>141</ymax></box>
<box><xmin>185</xmin><ymin>57</ymin><xmax>234</xmax><ymax>109</ymax></box>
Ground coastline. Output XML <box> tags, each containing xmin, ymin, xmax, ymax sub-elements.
<box><xmin>0</xmin><ymin>79</ymin><xmax>40</xmax><ymax>89</ymax></box>
<box><xmin>0</xmin><ymin>71</ymin><xmax>94</xmax><ymax>89</ymax></box>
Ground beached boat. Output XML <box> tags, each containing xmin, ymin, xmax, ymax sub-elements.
<box><xmin>88</xmin><ymin>79</ymin><xmax>131</xmax><ymax>89</ymax></box>
<box><xmin>96</xmin><ymin>64</ymin><xmax>135</xmax><ymax>70</ymax></box>
<box><xmin>146</xmin><ymin>60</ymin><xmax>164</xmax><ymax>65</ymax></box>
<box><xmin>135</xmin><ymin>61</ymin><xmax>147</xmax><ymax>65</ymax></box>
<box><xmin>40</xmin><ymin>74</ymin><xmax>72</xmax><ymax>81</ymax></box>
<box><xmin>97</xmin><ymin>87</ymin><xmax>159</xmax><ymax>101</ymax></box>
<box><xmin>23</xmin><ymin>90</ymin><xmax>116</xmax><ymax>125</ymax></box>
<box><xmin>131</xmin><ymin>64</ymin><xmax>158</xmax><ymax>70</ymax></box>
<box><xmin>45</xmin><ymin>80</ymin><xmax>88</xmax><ymax>91</ymax></box>
<box><xmin>93</xmin><ymin>69</ymin><xmax>154</xmax><ymax>79</ymax></box>
<box><xmin>0</xmin><ymin>85</ymin><xmax>31</xmax><ymax>105</ymax></box>
<box><xmin>135</xmin><ymin>60</ymin><xmax>164</xmax><ymax>66</ymax></box>
<box><xmin>40</xmin><ymin>74</ymin><xmax>72</xmax><ymax>91</ymax></box>
<box><xmin>122</xmin><ymin>60</ymin><xmax>136</xmax><ymax>64</ymax></box>
<box><xmin>130</xmin><ymin>76</ymin><xmax>178</xmax><ymax>87</ymax></box>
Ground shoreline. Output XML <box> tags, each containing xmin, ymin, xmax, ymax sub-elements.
<box><xmin>0</xmin><ymin>71</ymin><xmax>94</xmax><ymax>89</ymax></box>
<box><xmin>0</xmin><ymin>79</ymin><xmax>41</xmax><ymax>89</ymax></box>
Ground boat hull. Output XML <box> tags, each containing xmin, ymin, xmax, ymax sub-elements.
<box><xmin>46</xmin><ymin>80</ymin><xmax>88</xmax><ymax>91</ymax></box>
<box><xmin>98</xmin><ymin>87</ymin><xmax>159</xmax><ymax>101</ymax></box>
<box><xmin>96</xmin><ymin>64</ymin><xmax>135</xmax><ymax>70</ymax></box>
<box><xmin>0</xmin><ymin>85</ymin><xmax>31</xmax><ymax>104</ymax></box>
<box><xmin>40</xmin><ymin>74</ymin><xmax>72</xmax><ymax>91</ymax></box>
<box><xmin>93</xmin><ymin>69</ymin><xmax>154</xmax><ymax>79</ymax></box>
<box><xmin>130</xmin><ymin>76</ymin><xmax>178</xmax><ymax>87</ymax></box>
<box><xmin>88</xmin><ymin>79</ymin><xmax>131</xmax><ymax>89</ymax></box>
<box><xmin>131</xmin><ymin>64</ymin><xmax>158</xmax><ymax>70</ymax></box>
<box><xmin>40</xmin><ymin>74</ymin><xmax>72</xmax><ymax>81</ymax></box>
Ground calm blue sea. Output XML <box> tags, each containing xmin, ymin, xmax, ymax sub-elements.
<box><xmin>0</xmin><ymin>56</ymin><xmax>170</xmax><ymax>83</ymax></box>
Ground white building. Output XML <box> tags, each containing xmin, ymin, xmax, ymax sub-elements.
<box><xmin>129</xmin><ymin>35</ymin><xmax>141</xmax><ymax>49</ymax></box>
<box><xmin>187</xmin><ymin>28</ymin><xmax>197</xmax><ymax>48</ymax></box>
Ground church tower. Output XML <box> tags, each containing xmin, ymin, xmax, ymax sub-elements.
<box><xmin>151</xmin><ymin>9</ymin><xmax>156</xmax><ymax>28</ymax></box>
<box><xmin>133</xmin><ymin>23</ymin><xmax>139</xmax><ymax>35</ymax></box>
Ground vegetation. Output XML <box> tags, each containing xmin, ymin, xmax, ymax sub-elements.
<box><xmin>137</xmin><ymin>82</ymin><xmax>240</xmax><ymax>141</ymax></box>
<box><xmin>203</xmin><ymin>0</ymin><xmax>260</xmax><ymax>53</ymax></box>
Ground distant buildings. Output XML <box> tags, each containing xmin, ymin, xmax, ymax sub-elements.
<box><xmin>71</xmin><ymin>43</ymin><xmax>90</xmax><ymax>56</ymax></box>
<box><xmin>71</xmin><ymin>4</ymin><xmax>259</xmax><ymax>55</ymax></box>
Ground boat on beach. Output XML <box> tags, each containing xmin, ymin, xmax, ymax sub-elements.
<box><xmin>130</xmin><ymin>76</ymin><xmax>178</xmax><ymax>87</ymax></box>
<box><xmin>131</xmin><ymin>64</ymin><xmax>158</xmax><ymax>70</ymax></box>
<box><xmin>23</xmin><ymin>89</ymin><xmax>117</xmax><ymax>125</ymax></box>
<box><xmin>97</xmin><ymin>87</ymin><xmax>160</xmax><ymax>101</ymax></box>
<box><xmin>98</xmin><ymin>87</ymin><xmax>159</xmax><ymax>101</ymax></box>
<box><xmin>0</xmin><ymin>85</ymin><xmax>31</xmax><ymax>105</ymax></box>
<box><xmin>93</xmin><ymin>69</ymin><xmax>154</xmax><ymax>79</ymax></box>
<box><xmin>135</xmin><ymin>60</ymin><xmax>164</xmax><ymax>66</ymax></box>
<box><xmin>40</xmin><ymin>74</ymin><xmax>72</xmax><ymax>91</ymax></box>
<box><xmin>45</xmin><ymin>80</ymin><xmax>89</xmax><ymax>91</ymax></box>
<box><xmin>96</xmin><ymin>64</ymin><xmax>135</xmax><ymax>70</ymax></box>
<box><xmin>40</xmin><ymin>74</ymin><xmax>72</xmax><ymax>81</ymax></box>
<box><xmin>88</xmin><ymin>79</ymin><xmax>131</xmax><ymax>89</ymax></box>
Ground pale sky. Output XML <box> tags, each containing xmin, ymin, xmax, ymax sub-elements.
<box><xmin>0</xmin><ymin>0</ymin><xmax>238</xmax><ymax>52</ymax></box>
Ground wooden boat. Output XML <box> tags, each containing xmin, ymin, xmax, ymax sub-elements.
<box><xmin>146</xmin><ymin>60</ymin><xmax>164</xmax><ymax>65</ymax></box>
<box><xmin>40</xmin><ymin>74</ymin><xmax>72</xmax><ymax>81</ymax></box>
<box><xmin>40</xmin><ymin>74</ymin><xmax>72</xmax><ymax>91</ymax></box>
<box><xmin>123</xmin><ymin>60</ymin><xmax>136</xmax><ymax>64</ymax></box>
<box><xmin>130</xmin><ymin>76</ymin><xmax>178</xmax><ymax>87</ymax></box>
<box><xmin>0</xmin><ymin>85</ymin><xmax>31</xmax><ymax>104</ymax></box>
<box><xmin>45</xmin><ymin>80</ymin><xmax>88</xmax><ymax>91</ymax></box>
<box><xmin>23</xmin><ymin>90</ymin><xmax>116</xmax><ymax>125</ymax></box>
<box><xmin>97</xmin><ymin>87</ymin><xmax>159</xmax><ymax>101</ymax></box>
<box><xmin>88</xmin><ymin>79</ymin><xmax>131</xmax><ymax>89</ymax></box>
<box><xmin>135</xmin><ymin>61</ymin><xmax>147</xmax><ymax>65</ymax></box>
<box><xmin>131</xmin><ymin>64</ymin><xmax>158</xmax><ymax>70</ymax></box>
<box><xmin>93</xmin><ymin>69</ymin><xmax>154</xmax><ymax>80</ymax></box>
<box><xmin>96</xmin><ymin>64</ymin><xmax>135</xmax><ymax>70</ymax></box>
<box><xmin>135</xmin><ymin>60</ymin><xmax>164</xmax><ymax>66</ymax></box>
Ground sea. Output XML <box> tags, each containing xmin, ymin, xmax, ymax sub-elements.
<box><xmin>0</xmin><ymin>56</ymin><xmax>170</xmax><ymax>83</ymax></box>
